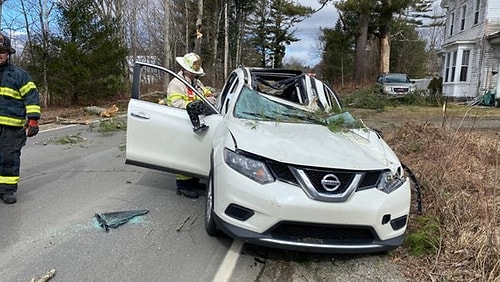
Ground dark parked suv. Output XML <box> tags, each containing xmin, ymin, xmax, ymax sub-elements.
<box><xmin>376</xmin><ymin>73</ymin><xmax>416</xmax><ymax>96</ymax></box>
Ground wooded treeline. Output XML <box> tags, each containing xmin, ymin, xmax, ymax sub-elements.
<box><xmin>317</xmin><ymin>0</ymin><xmax>443</xmax><ymax>88</ymax></box>
<box><xmin>1</xmin><ymin>0</ymin><xmax>443</xmax><ymax>106</ymax></box>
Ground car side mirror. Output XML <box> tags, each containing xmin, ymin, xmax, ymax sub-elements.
<box><xmin>186</xmin><ymin>100</ymin><xmax>209</xmax><ymax>133</ymax></box>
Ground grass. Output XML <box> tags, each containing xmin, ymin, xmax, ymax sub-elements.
<box><xmin>338</xmin><ymin>87</ymin><xmax>447</xmax><ymax>110</ymax></box>
<box><xmin>349</xmin><ymin>91</ymin><xmax>500</xmax><ymax>281</ymax></box>
<box><xmin>55</xmin><ymin>134</ymin><xmax>87</xmax><ymax>144</ymax></box>
<box><xmin>90</xmin><ymin>117</ymin><xmax>127</xmax><ymax>133</ymax></box>
<box><xmin>405</xmin><ymin>215</ymin><xmax>442</xmax><ymax>257</ymax></box>
<box><xmin>389</xmin><ymin>123</ymin><xmax>499</xmax><ymax>281</ymax></box>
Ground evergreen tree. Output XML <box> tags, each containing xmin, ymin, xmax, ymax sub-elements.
<box><xmin>248</xmin><ymin>0</ymin><xmax>313</xmax><ymax>68</ymax></box>
<box><xmin>317</xmin><ymin>20</ymin><xmax>355</xmax><ymax>87</ymax></box>
<box><xmin>46</xmin><ymin>0</ymin><xmax>128</xmax><ymax>105</ymax></box>
<box><xmin>390</xmin><ymin>19</ymin><xmax>428</xmax><ymax>77</ymax></box>
<box><xmin>334</xmin><ymin>0</ymin><xmax>426</xmax><ymax>75</ymax></box>
<box><xmin>319</xmin><ymin>0</ymin><xmax>433</xmax><ymax>86</ymax></box>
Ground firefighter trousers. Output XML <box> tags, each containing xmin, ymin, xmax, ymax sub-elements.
<box><xmin>0</xmin><ymin>125</ymin><xmax>27</xmax><ymax>194</ymax></box>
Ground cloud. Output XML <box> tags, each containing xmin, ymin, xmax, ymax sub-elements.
<box><xmin>284</xmin><ymin>0</ymin><xmax>337</xmax><ymax>67</ymax></box>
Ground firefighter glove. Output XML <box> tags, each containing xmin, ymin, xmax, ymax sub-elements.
<box><xmin>26</xmin><ymin>119</ymin><xmax>39</xmax><ymax>137</ymax></box>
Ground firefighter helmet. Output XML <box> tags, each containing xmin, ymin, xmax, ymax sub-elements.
<box><xmin>0</xmin><ymin>33</ymin><xmax>15</xmax><ymax>55</ymax></box>
<box><xmin>176</xmin><ymin>53</ymin><xmax>204</xmax><ymax>75</ymax></box>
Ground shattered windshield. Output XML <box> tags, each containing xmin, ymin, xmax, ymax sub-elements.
<box><xmin>234</xmin><ymin>86</ymin><xmax>362</xmax><ymax>130</ymax></box>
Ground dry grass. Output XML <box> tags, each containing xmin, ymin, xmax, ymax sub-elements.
<box><xmin>385</xmin><ymin>118</ymin><xmax>499</xmax><ymax>281</ymax></box>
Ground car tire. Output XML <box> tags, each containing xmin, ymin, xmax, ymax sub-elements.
<box><xmin>205</xmin><ymin>169</ymin><xmax>219</xmax><ymax>236</ymax></box>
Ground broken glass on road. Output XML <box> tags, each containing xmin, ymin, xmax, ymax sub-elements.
<box><xmin>95</xmin><ymin>209</ymin><xmax>149</xmax><ymax>232</ymax></box>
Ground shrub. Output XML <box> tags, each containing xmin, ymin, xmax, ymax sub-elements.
<box><xmin>405</xmin><ymin>215</ymin><xmax>441</xmax><ymax>256</ymax></box>
<box><xmin>338</xmin><ymin>87</ymin><xmax>445</xmax><ymax>110</ymax></box>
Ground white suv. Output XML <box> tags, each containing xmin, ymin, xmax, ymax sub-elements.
<box><xmin>126</xmin><ymin>62</ymin><xmax>411</xmax><ymax>253</ymax></box>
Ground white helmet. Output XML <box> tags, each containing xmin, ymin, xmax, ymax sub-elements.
<box><xmin>175</xmin><ymin>53</ymin><xmax>204</xmax><ymax>75</ymax></box>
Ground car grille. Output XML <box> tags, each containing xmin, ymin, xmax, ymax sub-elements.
<box><xmin>267</xmin><ymin>161</ymin><xmax>384</xmax><ymax>202</ymax></box>
<box><xmin>393</xmin><ymin>87</ymin><xmax>409</xmax><ymax>93</ymax></box>
<box><xmin>269</xmin><ymin>221</ymin><xmax>376</xmax><ymax>244</ymax></box>
<box><xmin>304</xmin><ymin>169</ymin><xmax>354</xmax><ymax>194</ymax></box>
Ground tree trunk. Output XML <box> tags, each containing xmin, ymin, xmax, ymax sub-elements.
<box><xmin>354</xmin><ymin>13</ymin><xmax>369</xmax><ymax>84</ymax></box>
<box><xmin>193</xmin><ymin>0</ymin><xmax>203</xmax><ymax>54</ymax></box>
<box><xmin>211</xmin><ymin>1</ymin><xmax>222</xmax><ymax>85</ymax></box>
<box><xmin>379</xmin><ymin>0</ymin><xmax>393</xmax><ymax>74</ymax></box>
<box><xmin>129</xmin><ymin>2</ymin><xmax>138</xmax><ymax>64</ymax></box>
<box><xmin>379</xmin><ymin>25</ymin><xmax>391</xmax><ymax>74</ymax></box>
<box><xmin>0</xmin><ymin>0</ymin><xmax>3</xmax><ymax>30</ymax></box>
<box><xmin>164</xmin><ymin>0</ymin><xmax>172</xmax><ymax>69</ymax></box>
<box><xmin>224</xmin><ymin>1</ymin><xmax>229</xmax><ymax>79</ymax></box>
<box><xmin>30</xmin><ymin>0</ymin><xmax>50</xmax><ymax>107</ymax></box>
<box><xmin>184</xmin><ymin>1</ymin><xmax>189</xmax><ymax>53</ymax></box>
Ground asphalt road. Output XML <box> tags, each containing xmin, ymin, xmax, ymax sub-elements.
<box><xmin>0</xmin><ymin>122</ymin><xmax>410</xmax><ymax>282</ymax></box>
<box><xmin>0</xmin><ymin>124</ymin><xmax>233</xmax><ymax>281</ymax></box>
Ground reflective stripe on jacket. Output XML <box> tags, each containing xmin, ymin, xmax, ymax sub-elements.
<box><xmin>166</xmin><ymin>72</ymin><xmax>208</xmax><ymax>109</ymax></box>
<box><xmin>0</xmin><ymin>63</ymin><xmax>41</xmax><ymax>127</ymax></box>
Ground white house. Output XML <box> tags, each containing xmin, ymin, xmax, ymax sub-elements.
<box><xmin>440</xmin><ymin>0</ymin><xmax>500</xmax><ymax>101</ymax></box>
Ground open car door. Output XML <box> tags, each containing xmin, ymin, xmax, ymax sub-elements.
<box><xmin>125</xmin><ymin>62</ymin><xmax>222</xmax><ymax>179</ymax></box>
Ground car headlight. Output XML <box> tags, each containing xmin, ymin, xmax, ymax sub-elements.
<box><xmin>223</xmin><ymin>148</ymin><xmax>274</xmax><ymax>184</ymax></box>
<box><xmin>377</xmin><ymin>167</ymin><xmax>406</xmax><ymax>194</ymax></box>
<box><xmin>384</xmin><ymin>86</ymin><xmax>392</xmax><ymax>92</ymax></box>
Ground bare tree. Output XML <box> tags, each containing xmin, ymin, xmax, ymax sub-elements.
<box><xmin>193</xmin><ymin>0</ymin><xmax>203</xmax><ymax>54</ymax></box>
<box><xmin>16</xmin><ymin>0</ymin><xmax>55</xmax><ymax>107</ymax></box>
<box><xmin>223</xmin><ymin>0</ymin><xmax>228</xmax><ymax>78</ymax></box>
<box><xmin>164</xmin><ymin>0</ymin><xmax>172</xmax><ymax>69</ymax></box>
<box><xmin>0</xmin><ymin>0</ymin><xmax>7</xmax><ymax>30</ymax></box>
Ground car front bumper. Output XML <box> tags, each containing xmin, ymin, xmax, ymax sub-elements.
<box><xmin>213</xmin><ymin>162</ymin><xmax>411</xmax><ymax>254</ymax></box>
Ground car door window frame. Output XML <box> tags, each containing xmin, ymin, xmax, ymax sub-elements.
<box><xmin>132</xmin><ymin>61</ymin><xmax>220</xmax><ymax>115</ymax></box>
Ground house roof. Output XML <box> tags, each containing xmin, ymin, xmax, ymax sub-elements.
<box><xmin>487</xmin><ymin>31</ymin><xmax>500</xmax><ymax>46</ymax></box>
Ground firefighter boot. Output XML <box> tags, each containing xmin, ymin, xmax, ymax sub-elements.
<box><xmin>176</xmin><ymin>180</ymin><xmax>199</xmax><ymax>199</ymax></box>
<box><xmin>1</xmin><ymin>193</ymin><xmax>17</xmax><ymax>204</ymax></box>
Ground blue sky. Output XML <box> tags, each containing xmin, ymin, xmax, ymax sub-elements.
<box><xmin>283</xmin><ymin>0</ymin><xmax>338</xmax><ymax>67</ymax></box>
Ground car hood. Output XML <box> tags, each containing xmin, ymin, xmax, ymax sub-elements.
<box><xmin>226</xmin><ymin>119</ymin><xmax>400</xmax><ymax>170</ymax></box>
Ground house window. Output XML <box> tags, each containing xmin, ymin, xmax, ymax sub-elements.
<box><xmin>460</xmin><ymin>6</ymin><xmax>466</xmax><ymax>30</ymax></box>
<box><xmin>450</xmin><ymin>51</ymin><xmax>457</xmax><ymax>82</ymax></box>
<box><xmin>460</xmin><ymin>50</ymin><xmax>470</xmax><ymax>82</ymax></box>
<box><xmin>450</xmin><ymin>12</ymin><xmax>455</xmax><ymax>36</ymax></box>
<box><xmin>445</xmin><ymin>53</ymin><xmax>450</xmax><ymax>82</ymax></box>
<box><xmin>474</xmin><ymin>0</ymin><xmax>480</xmax><ymax>24</ymax></box>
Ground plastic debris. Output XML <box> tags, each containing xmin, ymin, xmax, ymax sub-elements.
<box><xmin>95</xmin><ymin>209</ymin><xmax>149</xmax><ymax>232</ymax></box>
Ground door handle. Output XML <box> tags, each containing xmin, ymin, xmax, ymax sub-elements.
<box><xmin>130</xmin><ymin>111</ymin><xmax>150</xmax><ymax>120</ymax></box>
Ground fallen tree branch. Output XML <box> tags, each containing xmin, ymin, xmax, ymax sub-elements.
<box><xmin>85</xmin><ymin>105</ymin><xmax>119</xmax><ymax>117</ymax></box>
<box><xmin>56</xmin><ymin>116</ymin><xmax>92</xmax><ymax>125</ymax></box>
<box><xmin>176</xmin><ymin>216</ymin><xmax>191</xmax><ymax>231</ymax></box>
<box><xmin>30</xmin><ymin>269</ymin><xmax>56</xmax><ymax>282</ymax></box>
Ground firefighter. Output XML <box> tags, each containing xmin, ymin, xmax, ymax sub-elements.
<box><xmin>0</xmin><ymin>33</ymin><xmax>41</xmax><ymax>204</ymax></box>
<box><xmin>166</xmin><ymin>52</ymin><xmax>213</xmax><ymax>198</ymax></box>
<box><xmin>166</xmin><ymin>52</ymin><xmax>215</xmax><ymax>107</ymax></box>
